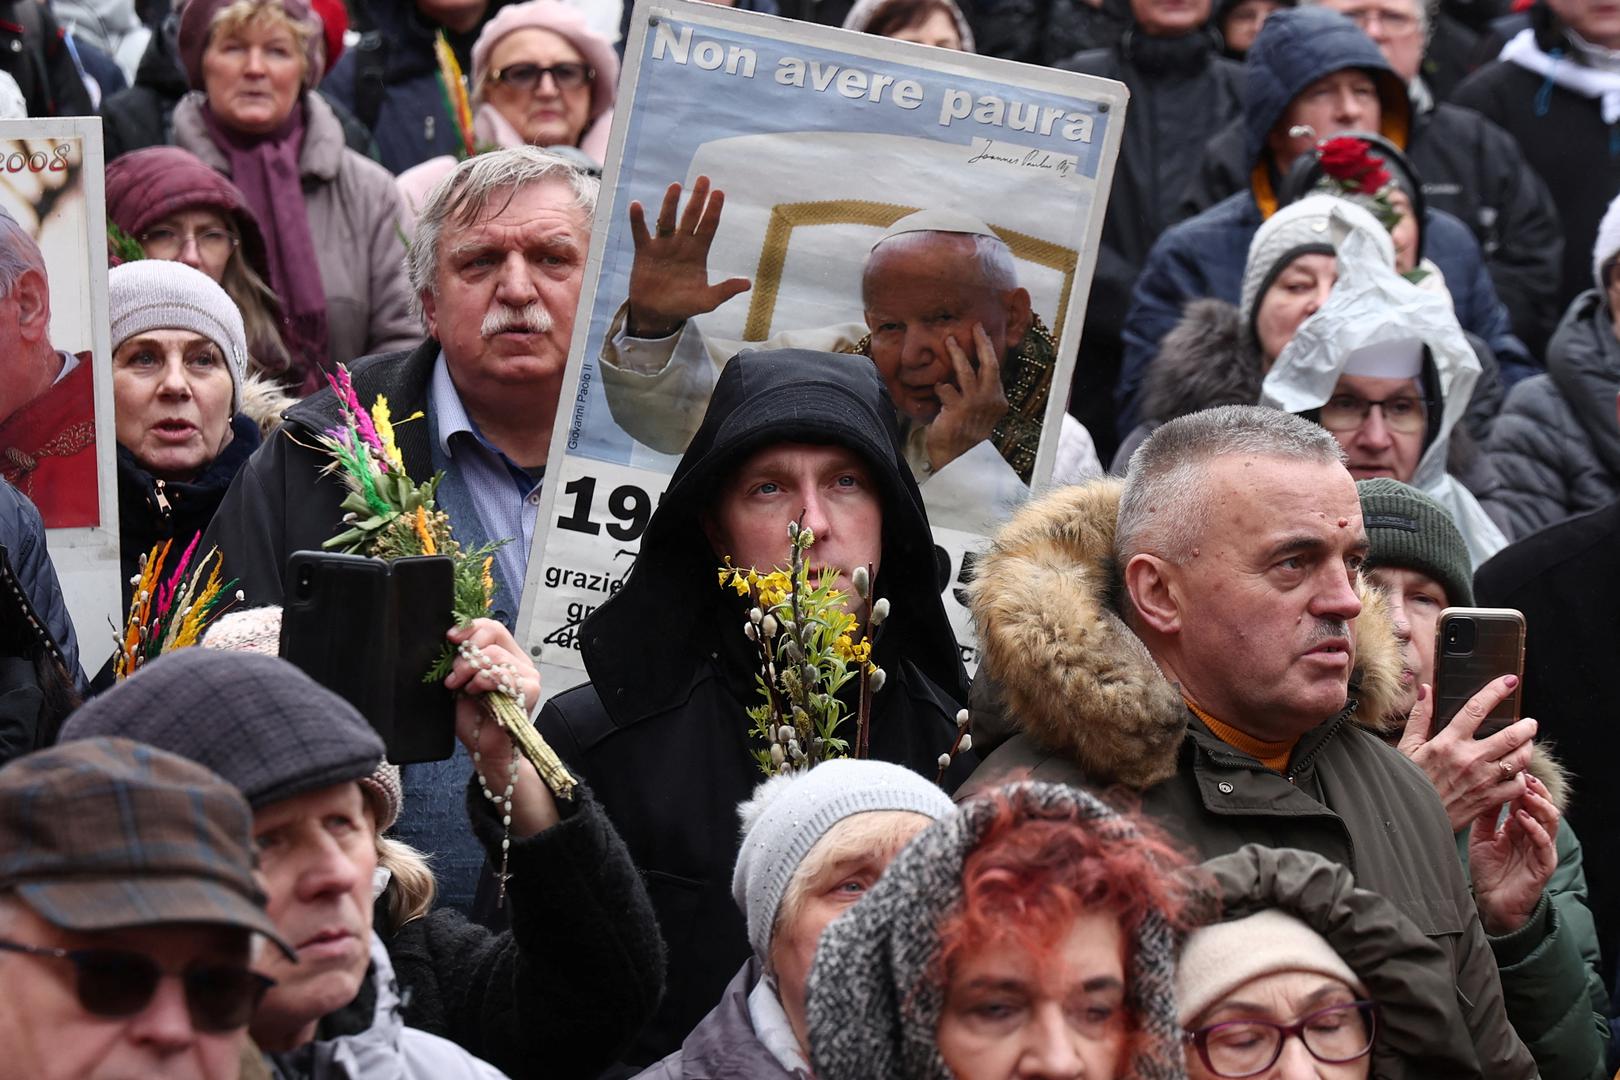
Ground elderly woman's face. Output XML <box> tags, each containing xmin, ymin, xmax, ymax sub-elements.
<box><xmin>937</xmin><ymin>911</ymin><xmax>1129</xmax><ymax>1080</ymax></box>
<box><xmin>114</xmin><ymin>328</ymin><xmax>235</xmax><ymax>481</ymax></box>
<box><xmin>1388</xmin><ymin>189</ymin><xmax>1419</xmax><ymax>275</ymax></box>
<box><xmin>1186</xmin><ymin>972</ymin><xmax>1372</xmax><ymax>1079</ymax></box>
<box><xmin>1255</xmin><ymin>252</ymin><xmax>1336</xmax><ymax>366</ymax></box>
<box><xmin>201</xmin><ymin>17</ymin><xmax>306</xmax><ymax>136</ymax></box>
<box><xmin>769</xmin><ymin>811</ymin><xmax>934</xmax><ymax>1053</ymax></box>
<box><xmin>482</xmin><ymin>28</ymin><xmax>594</xmax><ymax>149</ymax></box>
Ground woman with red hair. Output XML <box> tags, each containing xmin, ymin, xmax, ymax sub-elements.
<box><xmin>805</xmin><ymin>781</ymin><xmax>1199</xmax><ymax>1079</ymax></box>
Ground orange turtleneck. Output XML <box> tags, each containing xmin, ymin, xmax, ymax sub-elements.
<box><xmin>1185</xmin><ymin>698</ymin><xmax>1296</xmax><ymax>773</ymax></box>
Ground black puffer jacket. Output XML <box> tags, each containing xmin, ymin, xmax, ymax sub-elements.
<box><xmin>537</xmin><ymin>350</ymin><xmax>974</xmax><ymax>1068</ymax></box>
<box><xmin>1484</xmin><ymin>289</ymin><xmax>1620</xmax><ymax>538</ymax></box>
<box><xmin>116</xmin><ymin>413</ymin><xmax>260</xmax><ymax>612</ymax></box>
<box><xmin>969</xmin><ymin>0</ymin><xmax>1130</xmax><ymax>64</ymax></box>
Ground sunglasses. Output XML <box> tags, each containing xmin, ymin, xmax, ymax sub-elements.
<box><xmin>489</xmin><ymin>61</ymin><xmax>594</xmax><ymax>92</ymax></box>
<box><xmin>0</xmin><ymin>937</ymin><xmax>273</xmax><ymax>1033</ymax></box>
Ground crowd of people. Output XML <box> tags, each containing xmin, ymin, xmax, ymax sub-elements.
<box><xmin>0</xmin><ymin>0</ymin><xmax>1615</xmax><ymax>1077</ymax></box>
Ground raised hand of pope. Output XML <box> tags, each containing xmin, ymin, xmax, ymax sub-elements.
<box><xmin>626</xmin><ymin>175</ymin><xmax>751</xmax><ymax>339</ymax></box>
<box><xmin>926</xmin><ymin>324</ymin><xmax>1010</xmax><ymax>473</ymax></box>
<box><xmin>445</xmin><ymin>619</ymin><xmax>559</xmax><ymax>836</ymax></box>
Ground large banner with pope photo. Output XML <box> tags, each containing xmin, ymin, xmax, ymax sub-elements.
<box><xmin>518</xmin><ymin>0</ymin><xmax>1128</xmax><ymax>696</ymax></box>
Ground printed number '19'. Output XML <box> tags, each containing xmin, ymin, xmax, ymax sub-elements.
<box><xmin>556</xmin><ymin>476</ymin><xmax>652</xmax><ymax>542</ymax></box>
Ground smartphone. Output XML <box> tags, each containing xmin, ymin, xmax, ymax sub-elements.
<box><xmin>280</xmin><ymin>551</ymin><xmax>457</xmax><ymax>764</ymax></box>
<box><xmin>1430</xmin><ymin>607</ymin><xmax>1525</xmax><ymax>740</ymax></box>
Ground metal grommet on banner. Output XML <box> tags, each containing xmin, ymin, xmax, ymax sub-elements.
<box><xmin>1217</xmin><ymin>781</ymin><xmax>1234</xmax><ymax>794</ymax></box>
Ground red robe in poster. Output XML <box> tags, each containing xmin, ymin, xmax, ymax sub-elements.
<box><xmin>0</xmin><ymin>355</ymin><xmax>97</xmax><ymax>528</ymax></box>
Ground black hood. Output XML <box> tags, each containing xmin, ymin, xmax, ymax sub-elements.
<box><xmin>581</xmin><ymin>349</ymin><xmax>969</xmax><ymax>718</ymax></box>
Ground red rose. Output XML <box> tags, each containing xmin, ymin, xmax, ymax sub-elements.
<box><xmin>1317</xmin><ymin>137</ymin><xmax>1389</xmax><ymax>195</ymax></box>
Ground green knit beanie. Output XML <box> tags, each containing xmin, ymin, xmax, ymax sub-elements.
<box><xmin>1356</xmin><ymin>478</ymin><xmax>1474</xmax><ymax>606</ymax></box>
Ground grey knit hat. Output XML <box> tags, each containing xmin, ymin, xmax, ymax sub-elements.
<box><xmin>1357</xmin><ymin>478</ymin><xmax>1474</xmax><ymax>606</ymax></box>
<box><xmin>59</xmin><ymin>649</ymin><xmax>384</xmax><ymax>811</ymax></box>
<box><xmin>109</xmin><ymin>260</ymin><xmax>248</xmax><ymax>413</ymax></box>
<box><xmin>733</xmin><ymin>759</ymin><xmax>955</xmax><ymax>959</ymax></box>
<box><xmin>806</xmin><ymin>781</ymin><xmax>1188</xmax><ymax>1080</ymax></box>
<box><xmin>1240</xmin><ymin>195</ymin><xmax>1393</xmax><ymax>342</ymax></box>
<box><xmin>200</xmin><ymin>605</ymin><xmax>403</xmax><ymax>831</ymax></box>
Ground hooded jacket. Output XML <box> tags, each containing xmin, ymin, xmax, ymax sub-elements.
<box><xmin>968</xmin><ymin>0</ymin><xmax>1130</xmax><ymax>66</ymax></box>
<box><xmin>1115</xmin><ymin>7</ymin><xmax>1528</xmax><ymax>433</ymax></box>
<box><xmin>958</xmin><ymin>479</ymin><xmax>1536</xmax><ymax>1078</ymax></box>
<box><xmin>1260</xmin><ymin>226</ymin><xmax>1508</xmax><ymax>566</ymax></box>
<box><xmin>1454</xmin><ymin>3</ymin><xmax>1620</xmax><ymax>315</ymax></box>
<box><xmin>266</xmin><ymin>934</ymin><xmax>508</xmax><ymax>1080</ymax></box>
<box><xmin>1179</xmin><ymin>94</ymin><xmax>1564</xmax><ymax>357</ymax></box>
<box><xmin>1485</xmin><ymin>289</ymin><xmax>1620</xmax><ymax>538</ymax></box>
<box><xmin>536</xmin><ymin>349</ymin><xmax>974</xmax><ymax>1067</ymax></box>
<box><xmin>170</xmin><ymin>89</ymin><xmax>419</xmax><ymax>382</ymax></box>
<box><xmin>1195</xmin><ymin>845</ymin><xmax>1485</xmax><ymax>1078</ymax></box>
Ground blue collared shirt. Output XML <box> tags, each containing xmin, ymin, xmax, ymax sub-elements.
<box><xmin>428</xmin><ymin>354</ymin><xmax>542</xmax><ymax>617</ymax></box>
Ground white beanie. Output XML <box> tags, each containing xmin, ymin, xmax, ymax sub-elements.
<box><xmin>731</xmin><ymin>759</ymin><xmax>955</xmax><ymax>959</ymax></box>
<box><xmin>1240</xmin><ymin>195</ymin><xmax>1395</xmax><ymax>335</ymax></box>
<box><xmin>1177</xmin><ymin>908</ymin><xmax>1366</xmax><ymax>1026</ymax></box>
<box><xmin>109</xmin><ymin>260</ymin><xmax>248</xmax><ymax>413</ymax></box>
<box><xmin>1593</xmin><ymin>192</ymin><xmax>1620</xmax><ymax>292</ymax></box>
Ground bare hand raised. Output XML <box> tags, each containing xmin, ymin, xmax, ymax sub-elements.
<box><xmin>926</xmin><ymin>324</ymin><xmax>1010</xmax><ymax>473</ymax></box>
<box><xmin>1398</xmin><ymin>677</ymin><xmax>1536</xmax><ymax>833</ymax></box>
<box><xmin>626</xmin><ymin>175</ymin><xmax>751</xmax><ymax>339</ymax></box>
<box><xmin>1470</xmin><ymin>773</ymin><xmax>1559</xmax><ymax>935</ymax></box>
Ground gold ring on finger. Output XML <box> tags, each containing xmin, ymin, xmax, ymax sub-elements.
<box><xmin>1500</xmin><ymin>760</ymin><xmax>1515</xmax><ymax>779</ymax></box>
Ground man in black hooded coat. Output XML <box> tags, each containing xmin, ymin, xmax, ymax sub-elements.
<box><xmin>536</xmin><ymin>348</ymin><xmax>975</xmax><ymax>1067</ymax></box>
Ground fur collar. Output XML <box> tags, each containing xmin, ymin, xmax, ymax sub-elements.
<box><xmin>1140</xmin><ymin>300</ymin><xmax>1265</xmax><ymax>425</ymax></box>
<box><xmin>968</xmin><ymin>480</ymin><xmax>1405</xmax><ymax>789</ymax></box>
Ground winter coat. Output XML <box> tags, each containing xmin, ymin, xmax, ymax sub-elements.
<box><xmin>115</xmin><ymin>414</ymin><xmax>260</xmax><ymax>612</ymax></box>
<box><xmin>1114</xmin><ymin>6</ymin><xmax>1529</xmax><ymax>433</ymax></box>
<box><xmin>380</xmin><ymin>781</ymin><xmax>666</xmax><ymax>1080</ymax></box>
<box><xmin>1059</xmin><ymin>29</ymin><xmax>1244</xmax><ymax>398</ymax></box>
<box><xmin>0</xmin><ymin>0</ymin><xmax>93</xmax><ymax>118</ymax></box>
<box><xmin>1177</xmin><ymin>98</ymin><xmax>1565</xmax><ymax>358</ymax></box>
<box><xmin>1119</xmin><ymin>195</ymin><xmax>1525</xmax><ymax>433</ymax></box>
<box><xmin>265</xmin><ymin>934</ymin><xmax>508</xmax><ymax>1080</ymax></box>
<box><xmin>0</xmin><ymin>480</ymin><xmax>85</xmax><ymax>762</ymax></box>
<box><xmin>1197</xmin><ymin>845</ymin><xmax>1485</xmax><ymax>1077</ymax></box>
<box><xmin>536</xmin><ymin>350</ymin><xmax>975</xmax><ymax>1067</ymax></box>
<box><xmin>171</xmin><ymin>90</ymin><xmax>419</xmax><ymax>374</ymax></box>
<box><xmin>957</xmin><ymin>480</ymin><xmax>1536</xmax><ymax>1077</ymax></box>
<box><xmin>1453</xmin><ymin>5</ymin><xmax>1620</xmax><ymax>315</ymax></box>
<box><xmin>322</xmin><ymin>1</ymin><xmax>513</xmax><ymax>175</ymax></box>
<box><xmin>968</xmin><ymin>0</ymin><xmax>1131</xmax><ymax>66</ymax></box>
<box><xmin>634</xmin><ymin>960</ymin><xmax>800</xmax><ymax>1080</ymax></box>
<box><xmin>101</xmin><ymin>20</ymin><xmax>377</xmax><ymax>163</ymax></box>
<box><xmin>1260</xmin><ymin>224</ymin><xmax>1508</xmax><ymax>565</ymax></box>
<box><xmin>1484</xmin><ymin>290</ymin><xmax>1620</xmax><ymax>538</ymax></box>
<box><xmin>1476</xmin><ymin>499</ymin><xmax>1620</xmax><ymax>979</ymax></box>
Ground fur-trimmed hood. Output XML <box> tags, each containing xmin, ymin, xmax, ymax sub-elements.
<box><xmin>1141</xmin><ymin>299</ymin><xmax>1265</xmax><ymax>427</ymax></box>
<box><xmin>967</xmin><ymin>479</ymin><xmax>1405</xmax><ymax>789</ymax></box>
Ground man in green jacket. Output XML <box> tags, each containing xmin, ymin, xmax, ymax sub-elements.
<box><xmin>1358</xmin><ymin>478</ymin><xmax>1611</xmax><ymax>1080</ymax></box>
<box><xmin>961</xmin><ymin>405</ymin><xmax>1539</xmax><ymax>1077</ymax></box>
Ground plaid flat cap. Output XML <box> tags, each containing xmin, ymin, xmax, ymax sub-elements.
<box><xmin>60</xmin><ymin>649</ymin><xmax>383</xmax><ymax>811</ymax></box>
<box><xmin>0</xmin><ymin>737</ymin><xmax>293</xmax><ymax>956</ymax></box>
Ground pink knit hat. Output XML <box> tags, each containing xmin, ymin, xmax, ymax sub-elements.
<box><xmin>178</xmin><ymin>0</ymin><xmax>326</xmax><ymax>92</ymax></box>
<box><xmin>201</xmin><ymin>606</ymin><xmax>403</xmax><ymax>832</ymax></box>
<box><xmin>471</xmin><ymin>0</ymin><xmax>619</xmax><ymax>124</ymax></box>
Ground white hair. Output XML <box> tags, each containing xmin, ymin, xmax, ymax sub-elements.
<box><xmin>406</xmin><ymin>146</ymin><xmax>599</xmax><ymax>321</ymax></box>
<box><xmin>863</xmin><ymin>230</ymin><xmax>1018</xmax><ymax>301</ymax></box>
<box><xmin>0</xmin><ymin>211</ymin><xmax>46</xmax><ymax>300</ymax></box>
<box><xmin>1117</xmin><ymin>406</ymin><xmax>1346</xmax><ymax>565</ymax></box>
<box><xmin>1301</xmin><ymin>0</ymin><xmax>1432</xmax><ymax>43</ymax></box>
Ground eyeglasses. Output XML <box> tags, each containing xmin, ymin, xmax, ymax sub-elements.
<box><xmin>1186</xmin><ymin>1001</ymin><xmax>1378</xmax><ymax>1078</ymax></box>
<box><xmin>1319</xmin><ymin>393</ymin><xmax>1428</xmax><ymax>434</ymax></box>
<box><xmin>1344</xmin><ymin>7</ymin><xmax>1419</xmax><ymax>34</ymax></box>
<box><xmin>0</xmin><ymin>937</ymin><xmax>273</xmax><ymax>1033</ymax></box>
<box><xmin>139</xmin><ymin>226</ymin><xmax>239</xmax><ymax>261</ymax></box>
<box><xmin>489</xmin><ymin>61</ymin><xmax>594</xmax><ymax>93</ymax></box>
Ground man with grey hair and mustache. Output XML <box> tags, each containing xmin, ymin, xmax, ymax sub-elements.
<box><xmin>960</xmin><ymin>404</ymin><xmax>1537</xmax><ymax>1076</ymax></box>
<box><xmin>199</xmin><ymin>146</ymin><xmax>595</xmax><ymax>912</ymax></box>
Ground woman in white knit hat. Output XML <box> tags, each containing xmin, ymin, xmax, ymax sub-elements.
<box><xmin>638</xmin><ymin>759</ymin><xmax>956</xmax><ymax>1079</ymax></box>
<box><xmin>108</xmin><ymin>258</ymin><xmax>259</xmax><ymax>617</ymax></box>
<box><xmin>1180</xmin><ymin>845</ymin><xmax>1484</xmax><ymax>1079</ymax></box>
